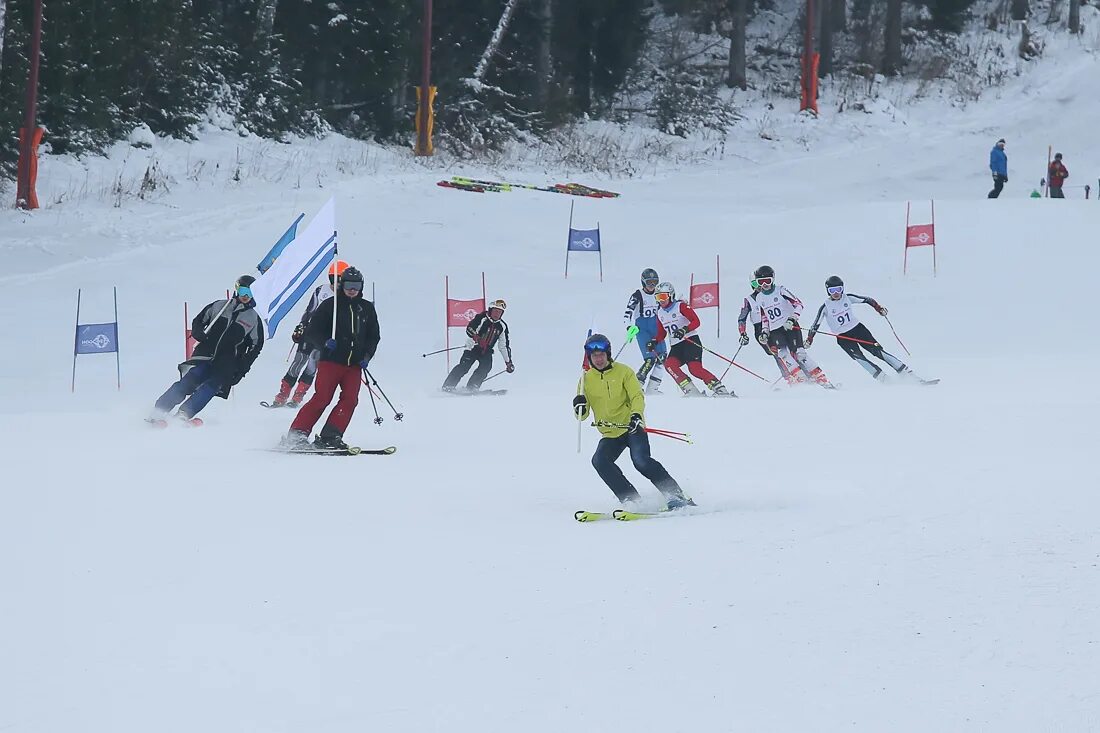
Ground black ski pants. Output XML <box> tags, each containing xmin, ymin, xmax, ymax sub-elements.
<box><xmin>592</xmin><ymin>430</ymin><xmax>683</xmax><ymax>503</ymax></box>
<box><xmin>988</xmin><ymin>174</ymin><xmax>1006</xmax><ymax>198</ymax></box>
<box><xmin>443</xmin><ymin>347</ymin><xmax>493</xmax><ymax>390</ymax></box>
<box><xmin>837</xmin><ymin>324</ymin><xmax>906</xmax><ymax>378</ymax></box>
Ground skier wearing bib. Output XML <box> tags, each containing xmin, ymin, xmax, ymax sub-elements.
<box><xmin>269</xmin><ymin>260</ymin><xmax>346</xmax><ymax>407</ymax></box>
<box><xmin>738</xmin><ymin>278</ymin><xmax>804</xmax><ymax>384</ymax></box>
<box><xmin>572</xmin><ymin>333</ymin><xmax>694</xmax><ymax>509</ymax></box>
<box><xmin>649</xmin><ymin>282</ymin><xmax>733</xmax><ymax>397</ymax></box>
<box><xmin>752</xmin><ymin>265</ymin><xmax>834</xmax><ymax>388</ymax></box>
<box><xmin>806</xmin><ymin>276</ymin><xmax>918</xmax><ymax>382</ymax></box>
<box><xmin>622</xmin><ymin>268</ymin><xmax>666</xmax><ymax>394</ymax></box>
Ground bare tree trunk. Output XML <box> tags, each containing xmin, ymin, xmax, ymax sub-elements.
<box><xmin>819</xmin><ymin>0</ymin><xmax>834</xmax><ymax>76</ymax></box>
<box><xmin>1011</xmin><ymin>0</ymin><xmax>1030</xmax><ymax>20</ymax></box>
<box><xmin>727</xmin><ymin>0</ymin><xmax>747</xmax><ymax>89</ymax></box>
<box><xmin>882</xmin><ymin>0</ymin><xmax>902</xmax><ymax>75</ymax></box>
<box><xmin>535</xmin><ymin>0</ymin><xmax>552</xmax><ymax>106</ymax></box>
<box><xmin>851</xmin><ymin>0</ymin><xmax>874</xmax><ymax>65</ymax></box>
<box><xmin>1045</xmin><ymin>0</ymin><xmax>1061</xmax><ymax>23</ymax></box>
<box><xmin>0</xmin><ymin>0</ymin><xmax>7</xmax><ymax>80</ymax></box>
<box><xmin>473</xmin><ymin>0</ymin><xmax>521</xmax><ymax>83</ymax></box>
<box><xmin>254</xmin><ymin>0</ymin><xmax>278</xmax><ymax>53</ymax></box>
<box><xmin>832</xmin><ymin>0</ymin><xmax>846</xmax><ymax>32</ymax></box>
<box><xmin>1068</xmin><ymin>0</ymin><xmax>1080</xmax><ymax>32</ymax></box>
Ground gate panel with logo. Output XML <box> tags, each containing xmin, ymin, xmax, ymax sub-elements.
<box><xmin>564</xmin><ymin>200</ymin><xmax>603</xmax><ymax>281</ymax></box>
<box><xmin>72</xmin><ymin>287</ymin><xmax>121</xmax><ymax>392</ymax></box>
<box><xmin>688</xmin><ymin>254</ymin><xmax>721</xmax><ymax>338</ymax></box>
<box><xmin>445</xmin><ymin>273</ymin><xmax>487</xmax><ymax>370</ymax></box>
<box><xmin>904</xmin><ymin>200</ymin><xmax>937</xmax><ymax>276</ymax></box>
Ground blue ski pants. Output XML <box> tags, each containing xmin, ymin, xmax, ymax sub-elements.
<box><xmin>154</xmin><ymin>362</ymin><xmax>224</xmax><ymax>418</ymax></box>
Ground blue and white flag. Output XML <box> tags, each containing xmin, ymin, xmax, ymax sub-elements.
<box><xmin>251</xmin><ymin>198</ymin><xmax>337</xmax><ymax>337</ymax></box>
<box><xmin>567</xmin><ymin>228</ymin><xmax>601</xmax><ymax>252</ymax></box>
<box><xmin>75</xmin><ymin>322</ymin><xmax>119</xmax><ymax>354</ymax></box>
<box><xmin>256</xmin><ymin>213</ymin><xmax>306</xmax><ymax>274</ymax></box>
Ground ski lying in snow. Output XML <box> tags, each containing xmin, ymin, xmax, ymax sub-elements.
<box><xmin>919</xmin><ymin>378</ymin><xmax>940</xmax><ymax>386</ymax></box>
<box><xmin>574</xmin><ymin>510</ymin><xmax>614</xmax><ymax>522</ymax></box>
<box><xmin>266</xmin><ymin>445</ymin><xmax>396</xmax><ymax>456</ymax></box>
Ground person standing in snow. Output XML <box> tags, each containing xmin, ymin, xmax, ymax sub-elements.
<box><xmin>441</xmin><ymin>299</ymin><xmax>513</xmax><ymax>392</ymax></box>
<box><xmin>752</xmin><ymin>265</ymin><xmax>835</xmax><ymax>388</ymax></box>
<box><xmin>988</xmin><ymin>139</ymin><xmax>1008</xmax><ymax>198</ymax></box>
<box><xmin>806</xmin><ymin>276</ymin><xmax>922</xmax><ymax>382</ymax></box>
<box><xmin>1047</xmin><ymin>153</ymin><xmax>1068</xmax><ymax>199</ymax></box>
<box><xmin>649</xmin><ymin>282</ymin><xmax>733</xmax><ymax>397</ymax></box>
<box><xmin>573</xmin><ymin>333</ymin><xmax>694</xmax><ymax>509</ymax></box>
<box><xmin>284</xmin><ymin>266</ymin><xmax>380</xmax><ymax>450</ymax></box>
<box><xmin>269</xmin><ymin>260</ymin><xmax>346</xmax><ymax>407</ymax></box>
<box><xmin>150</xmin><ymin>275</ymin><xmax>265</xmax><ymax>425</ymax></box>
<box><xmin>622</xmin><ymin>267</ymin><xmax>666</xmax><ymax>394</ymax></box>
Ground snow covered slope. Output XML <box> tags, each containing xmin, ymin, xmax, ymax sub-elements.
<box><xmin>2</xmin><ymin>38</ymin><xmax>1098</xmax><ymax>733</ymax></box>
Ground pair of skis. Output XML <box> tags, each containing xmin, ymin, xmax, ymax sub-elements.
<box><xmin>438</xmin><ymin>176</ymin><xmax>620</xmax><ymax>198</ymax></box>
<box><xmin>268</xmin><ymin>445</ymin><xmax>397</xmax><ymax>456</ymax></box>
<box><xmin>575</xmin><ymin>508</ymin><xmax>677</xmax><ymax>522</ymax></box>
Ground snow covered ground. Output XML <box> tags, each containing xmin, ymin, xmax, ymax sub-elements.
<box><xmin>2</xmin><ymin>33</ymin><xmax>1099</xmax><ymax>733</ymax></box>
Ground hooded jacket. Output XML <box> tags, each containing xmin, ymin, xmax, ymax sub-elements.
<box><xmin>305</xmin><ymin>289</ymin><xmax>380</xmax><ymax>366</ymax></box>
<box><xmin>187</xmin><ymin>297</ymin><xmax>265</xmax><ymax>383</ymax></box>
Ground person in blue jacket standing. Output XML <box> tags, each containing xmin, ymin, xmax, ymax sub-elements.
<box><xmin>988</xmin><ymin>138</ymin><xmax>1008</xmax><ymax>198</ymax></box>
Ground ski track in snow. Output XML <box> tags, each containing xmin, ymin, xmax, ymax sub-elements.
<box><xmin>2</xmin><ymin>32</ymin><xmax>1100</xmax><ymax>733</ymax></box>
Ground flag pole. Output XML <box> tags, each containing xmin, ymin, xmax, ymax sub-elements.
<box><xmin>565</xmin><ymin>200</ymin><xmax>574</xmax><ymax>279</ymax></box>
<box><xmin>716</xmin><ymin>254</ymin><xmax>721</xmax><ymax>339</ymax></box>
<box><xmin>114</xmin><ymin>286</ymin><xmax>121</xmax><ymax>390</ymax></box>
<box><xmin>72</xmin><ymin>289</ymin><xmax>81</xmax><ymax>393</ymax></box>
<box><xmin>445</xmin><ymin>275</ymin><xmax>451</xmax><ymax>371</ymax></box>
<box><xmin>331</xmin><ymin>231</ymin><xmax>339</xmax><ymax>343</ymax></box>
<box><xmin>597</xmin><ymin>222</ymin><xmax>603</xmax><ymax>282</ymax></box>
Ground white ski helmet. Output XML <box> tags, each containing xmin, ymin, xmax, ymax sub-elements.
<box><xmin>655</xmin><ymin>281</ymin><xmax>676</xmax><ymax>304</ymax></box>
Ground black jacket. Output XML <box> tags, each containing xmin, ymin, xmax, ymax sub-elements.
<box><xmin>305</xmin><ymin>290</ymin><xmax>380</xmax><ymax>366</ymax></box>
<box><xmin>465</xmin><ymin>311</ymin><xmax>512</xmax><ymax>362</ymax></box>
<box><xmin>187</xmin><ymin>297</ymin><xmax>265</xmax><ymax>383</ymax></box>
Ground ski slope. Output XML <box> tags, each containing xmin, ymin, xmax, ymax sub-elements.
<box><xmin>2</xmin><ymin>45</ymin><xmax>1100</xmax><ymax>733</ymax></box>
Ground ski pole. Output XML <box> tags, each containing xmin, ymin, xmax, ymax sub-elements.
<box><xmin>286</xmin><ymin>344</ymin><xmax>295</xmax><ymax>363</ymax></box>
<box><xmin>883</xmin><ymin>315</ymin><xmax>912</xmax><ymax>356</ymax></box>
<box><xmin>718</xmin><ymin>343</ymin><xmax>745</xmax><ymax>382</ymax></box>
<box><xmin>686</xmin><ymin>337</ymin><xmax>768</xmax><ymax>382</ymax></box>
<box><xmin>364</xmin><ymin>369</ymin><xmax>404</xmax><ymax>421</ymax></box>
<box><xmin>593</xmin><ymin>421</ymin><xmax>692</xmax><ymax>440</ymax></box>
<box><xmin>422</xmin><ymin>345</ymin><xmax>466</xmax><ymax>358</ymax></box>
<box><xmin>481</xmin><ymin>369</ymin><xmax>508</xmax><ymax>384</ymax></box>
<box><xmin>811</xmin><ymin>329</ymin><xmax>882</xmax><ymax>348</ymax></box>
<box><xmin>364</xmin><ymin>375</ymin><xmax>383</xmax><ymax>425</ymax></box>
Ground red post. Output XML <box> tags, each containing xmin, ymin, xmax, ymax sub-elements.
<box><xmin>445</xmin><ymin>275</ymin><xmax>450</xmax><ymax>370</ymax></box>
<box><xmin>903</xmin><ymin>201</ymin><xmax>910</xmax><ymax>275</ymax></box>
<box><xmin>16</xmin><ymin>0</ymin><xmax>44</xmax><ymax>209</ymax></box>
<box><xmin>716</xmin><ymin>253</ymin><xmax>721</xmax><ymax>338</ymax></box>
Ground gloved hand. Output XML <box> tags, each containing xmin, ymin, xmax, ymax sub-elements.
<box><xmin>784</xmin><ymin>317</ymin><xmax>799</xmax><ymax>331</ymax></box>
<box><xmin>626</xmin><ymin>325</ymin><xmax>639</xmax><ymax>343</ymax></box>
<box><xmin>324</xmin><ymin>338</ymin><xmax>337</xmax><ymax>353</ymax></box>
<box><xmin>739</xmin><ymin>333</ymin><xmax>750</xmax><ymax>346</ymax></box>
<box><xmin>359</xmin><ymin>358</ymin><xmax>370</xmax><ymax>369</ymax></box>
<box><xmin>572</xmin><ymin>394</ymin><xmax>587</xmax><ymax>418</ymax></box>
<box><xmin>757</xmin><ymin>331</ymin><xmax>770</xmax><ymax>346</ymax></box>
<box><xmin>506</xmin><ymin>361</ymin><xmax>515</xmax><ymax>373</ymax></box>
<box><xmin>291</xmin><ymin>323</ymin><xmax>305</xmax><ymax>343</ymax></box>
<box><xmin>628</xmin><ymin>413</ymin><xmax>645</xmax><ymax>435</ymax></box>
<box><xmin>877</xmin><ymin>305</ymin><xmax>889</xmax><ymax>316</ymax></box>
<box><xmin>671</xmin><ymin>326</ymin><xmax>687</xmax><ymax>339</ymax></box>
<box><xmin>806</xmin><ymin>331</ymin><xmax>815</xmax><ymax>347</ymax></box>
<box><xmin>1003</xmin><ymin>175</ymin><xmax>1008</xmax><ymax>182</ymax></box>
<box><xmin>646</xmin><ymin>339</ymin><xmax>658</xmax><ymax>353</ymax></box>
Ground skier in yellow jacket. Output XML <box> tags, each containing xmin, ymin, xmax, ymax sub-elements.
<box><xmin>573</xmin><ymin>333</ymin><xmax>693</xmax><ymax>509</ymax></box>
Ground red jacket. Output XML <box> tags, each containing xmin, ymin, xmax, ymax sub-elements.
<box><xmin>1048</xmin><ymin>161</ymin><xmax>1069</xmax><ymax>187</ymax></box>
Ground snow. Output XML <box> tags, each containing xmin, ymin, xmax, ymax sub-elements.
<box><xmin>2</xmin><ymin>30</ymin><xmax>1100</xmax><ymax>733</ymax></box>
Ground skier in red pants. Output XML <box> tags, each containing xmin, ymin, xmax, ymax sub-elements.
<box><xmin>283</xmin><ymin>266</ymin><xmax>380</xmax><ymax>450</ymax></box>
<box><xmin>649</xmin><ymin>282</ymin><xmax>734</xmax><ymax>397</ymax></box>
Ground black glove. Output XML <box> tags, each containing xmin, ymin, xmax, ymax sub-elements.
<box><xmin>671</xmin><ymin>326</ymin><xmax>687</xmax><ymax>339</ymax></box>
<box><xmin>757</xmin><ymin>331</ymin><xmax>770</xmax><ymax>346</ymax></box>
<box><xmin>646</xmin><ymin>339</ymin><xmax>658</xmax><ymax>353</ymax></box>
<box><xmin>628</xmin><ymin>413</ymin><xmax>645</xmax><ymax>434</ymax></box>
<box><xmin>739</xmin><ymin>333</ymin><xmax>750</xmax><ymax>346</ymax></box>
<box><xmin>806</xmin><ymin>331</ymin><xmax>815</xmax><ymax>347</ymax></box>
<box><xmin>572</xmin><ymin>394</ymin><xmax>587</xmax><ymax>418</ymax></box>
<box><xmin>291</xmin><ymin>323</ymin><xmax>305</xmax><ymax>343</ymax></box>
<box><xmin>324</xmin><ymin>338</ymin><xmax>337</xmax><ymax>353</ymax></box>
<box><xmin>506</xmin><ymin>361</ymin><xmax>515</xmax><ymax>373</ymax></box>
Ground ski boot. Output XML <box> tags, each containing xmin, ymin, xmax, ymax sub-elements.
<box><xmin>281</xmin><ymin>428</ymin><xmax>311</xmax><ymax>450</ymax></box>
<box><xmin>665</xmin><ymin>493</ymin><xmax>697</xmax><ymax>511</ymax></box>
<box><xmin>808</xmin><ymin>368</ymin><xmax>837</xmax><ymax>389</ymax></box>
<box><xmin>272</xmin><ymin>379</ymin><xmax>293</xmax><ymax>407</ymax></box>
<box><xmin>706</xmin><ymin>379</ymin><xmax>736</xmax><ymax>398</ymax></box>
<box><xmin>287</xmin><ymin>379</ymin><xmax>310</xmax><ymax>407</ymax></box>
<box><xmin>677</xmin><ymin>379</ymin><xmax>705</xmax><ymax>397</ymax></box>
<box><xmin>175</xmin><ymin>411</ymin><xmax>203</xmax><ymax>428</ymax></box>
<box><xmin>314</xmin><ymin>427</ymin><xmax>349</xmax><ymax>451</ymax></box>
<box><xmin>441</xmin><ymin>384</ymin><xmax>457</xmax><ymax>393</ymax></box>
<box><xmin>646</xmin><ymin>376</ymin><xmax>663</xmax><ymax>395</ymax></box>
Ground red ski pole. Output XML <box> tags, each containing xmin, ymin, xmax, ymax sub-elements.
<box><xmin>686</xmin><ymin>337</ymin><xmax>768</xmax><ymax>382</ymax></box>
<box><xmin>883</xmin><ymin>315</ymin><xmax>912</xmax><ymax>356</ymax></box>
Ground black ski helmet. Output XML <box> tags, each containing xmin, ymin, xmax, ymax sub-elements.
<box><xmin>584</xmin><ymin>333</ymin><xmax>613</xmax><ymax>360</ymax></box>
<box><xmin>825</xmin><ymin>275</ymin><xmax>843</xmax><ymax>288</ymax></box>
<box><xmin>339</xmin><ymin>266</ymin><xmax>365</xmax><ymax>292</ymax></box>
<box><xmin>235</xmin><ymin>274</ymin><xmax>256</xmax><ymax>297</ymax></box>
<box><xmin>754</xmin><ymin>265</ymin><xmax>775</xmax><ymax>280</ymax></box>
<box><xmin>640</xmin><ymin>268</ymin><xmax>659</xmax><ymax>288</ymax></box>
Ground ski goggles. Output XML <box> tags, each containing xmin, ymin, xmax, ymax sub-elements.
<box><xmin>756</xmin><ymin>277</ymin><xmax>773</xmax><ymax>288</ymax></box>
<box><xmin>341</xmin><ymin>280</ymin><xmax>364</xmax><ymax>292</ymax></box>
<box><xmin>827</xmin><ymin>285</ymin><xmax>844</xmax><ymax>297</ymax></box>
<box><xmin>236</xmin><ymin>286</ymin><xmax>253</xmax><ymax>298</ymax></box>
<box><xmin>654</xmin><ymin>292</ymin><xmax>672</xmax><ymax>304</ymax></box>
<box><xmin>584</xmin><ymin>337</ymin><xmax>612</xmax><ymax>353</ymax></box>
<box><xmin>642</xmin><ymin>278</ymin><xmax>659</xmax><ymax>289</ymax></box>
